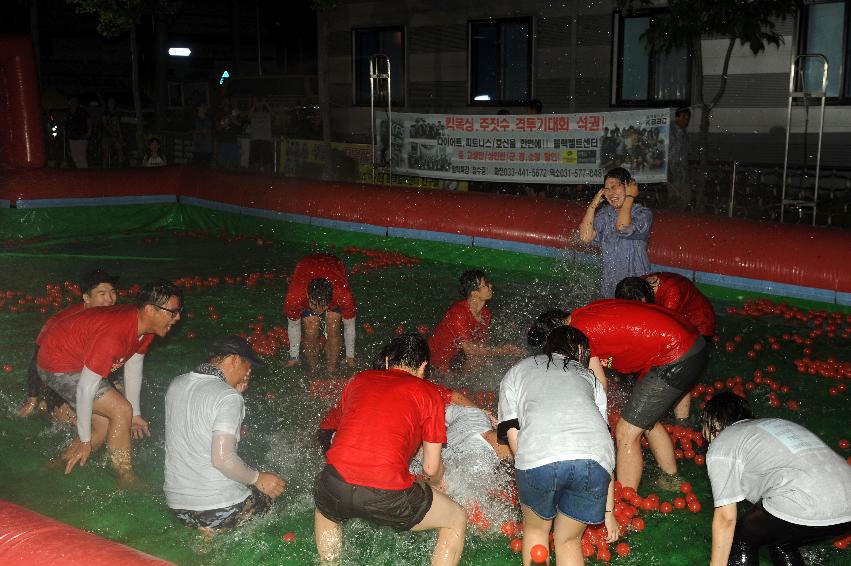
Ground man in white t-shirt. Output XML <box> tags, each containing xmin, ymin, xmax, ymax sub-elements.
<box><xmin>702</xmin><ymin>392</ymin><xmax>851</xmax><ymax>566</ymax></box>
<box><xmin>164</xmin><ymin>336</ymin><xmax>285</xmax><ymax>530</ymax></box>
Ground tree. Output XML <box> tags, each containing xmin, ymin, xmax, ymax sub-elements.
<box><xmin>617</xmin><ymin>0</ymin><xmax>802</xmax><ymax>209</ymax></box>
<box><xmin>66</xmin><ymin>0</ymin><xmax>181</xmax><ymax>160</ymax></box>
<box><xmin>312</xmin><ymin>0</ymin><xmax>335</xmax><ymax>179</ymax></box>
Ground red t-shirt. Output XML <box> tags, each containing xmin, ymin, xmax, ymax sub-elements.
<box><xmin>320</xmin><ymin>381</ymin><xmax>453</xmax><ymax>431</ymax></box>
<box><xmin>35</xmin><ymin>303</ymin><xmax>85</xmax><ymax>346</ymax></box>
<box><xmin>428</xmin><ymin>300</ymin><xmax>491</xmax><ymax>373</ymax></box>
<box><xmin>651</xmin><ymin>272</ymin><xmax>716</xmax><ymax>336</ymax></box>
<box><xmin>36</xmin><ymin>304</ymin><xmax>155</xmax><ymax>377</ymax></box>
<box><xmin>569</xmin><ymin>299</ymin><xmax>698</xmax><ymax>377</ymax></box>
<box><xmin>284</xmin><ymin>254</ymin><xmax>356</xmax><ymax>320</ymax></box>
<box><xmin>326</xmin><ymin>369</ymin><xmax>447</xmax><ymax>490</ymax></box>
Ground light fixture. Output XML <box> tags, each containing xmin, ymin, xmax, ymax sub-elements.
<box><xmin>474</xmin><ymin>94</ymin><xmax>491</xmax><ymax>101</ymax></box>
<box><xmin>168</xmin><ymin>47</ymin><xmax>191</xmax><ymax>57</ymax></box>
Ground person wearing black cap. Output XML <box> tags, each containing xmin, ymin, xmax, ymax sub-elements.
<box><xmin>18</xmin><ymin>269</ymin><xmax>120</xmax><ymax>418</ymax></box>
<box><xmin>164</xmin><ymin>335</ymin><xmax>286</xmax><ymax>530</ymax></box>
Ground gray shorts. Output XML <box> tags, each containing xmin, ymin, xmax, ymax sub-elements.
<box><xmin>37</xmin><ymin>367</ymin><xmax>113</xmax><ymax>408</ymax></box>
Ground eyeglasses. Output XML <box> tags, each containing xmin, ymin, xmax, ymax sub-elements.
<box><xmin>153</xmin><ymin>304</ymin><xmax>183</xmax><ymax>318</ymax></box>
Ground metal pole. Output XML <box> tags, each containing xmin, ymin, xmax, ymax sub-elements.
<box><xmin>812</xmin><ymin>60</ymin><xmax>829</xmax><ymax>226</ymax></box>
<box><xmin>728</xmin><ymin>161</ymin><xmax>737</xmax><ymax>218</ymax></box>
<box><xmin>369</xmin><ymin>54</ymin><xmax>392</xmax><ymax>186</ymax></box>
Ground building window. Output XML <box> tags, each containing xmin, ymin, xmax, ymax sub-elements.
<box><xmin>353</xmin><ymin>27</ymin><xmax>405</xmax><ymax>106</ymax></box>
<box><xmin>800</xmin><ymin>1</ymin><xmax>850</xmax><ymax>100</ymax></box>
<box><xmin>469</xmin><ymin>18</ymin><xmax>532</xmax><ymax>105</ymax></box>
<box><xmin>614</xmin><ymin>11</ymin><xmax>690</xmax><ymax>106</ymax></box>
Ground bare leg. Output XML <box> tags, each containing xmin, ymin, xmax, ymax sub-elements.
<box><xmin>615</xmin><ymin>418</ymin><xmax>645</xmax><ymax>490</ymax></box>
<box><xmin>302</xmin><ymin>316</ymin><xmax>322</xmax><ymax>373</ymax></box>
<box><xmin>325</xmin><ymin>311</ymin><xmax>342</xmax><ymax>375</ymax></box>
<box><xmin>521</xmin><ymin>505</ymin><xmax>552</xmax><ymax>566</ymax></box>
<box><xmin>411</xmin><ymin>487</ymin><xmax>466</xmax><ymax>566</ymax></box>
<box><xmin>18</xmin><ymin>396</ymin><xmax>38</xmax><ymax>417</ymax></box>
<box><xmin>645</xmin><ymin>422</ymin><xmax>677</xmax><ymax>475</ymax></box>
<box><xmin>552</xmin><ymin>512</ymin><xmax>588</xmax><ymax>566</ymax></box>
<box><xmin>91</xmin><ymin>390</ymin><xmax>135</xmax><ymax>480</ymax></box>
<box><xmin>672</xmin><ymin>393</ymin><xmax>691</xmax><ymax>420</ymax></box>
<box><xmin>314</xmin><ymin>508</ymin><xmax>342</xmax><ymax>566</ymax></box>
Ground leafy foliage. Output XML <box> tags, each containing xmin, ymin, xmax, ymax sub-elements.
<box><xmin>66</xmin><ymin>0</ymin><xmax>181</xmax><ymax>37</ymax></box>
<box><xmin>617</xmin><ymin>0</ymin><xmax>802</xmax><ymax>55</ymax></box>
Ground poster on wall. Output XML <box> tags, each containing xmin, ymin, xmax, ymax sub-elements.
<box><xmin>376</xmin><ymin>108</ymin><xmax>670</xmax><ymax>184</ymax></box>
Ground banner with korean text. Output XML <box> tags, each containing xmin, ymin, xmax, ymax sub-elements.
<box><xmin>377</xmin><ymin>108</ymin><xmax>670</xmax><ymax>184</ymax></box>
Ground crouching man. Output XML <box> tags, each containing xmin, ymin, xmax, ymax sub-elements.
<box><xmin>313</xmin><ymin>333</ymin><xmax>467</xmax><ymax>566</ymax></box>
<box><xmin>164</xmin><ymin>335</ymin><xmax>285</xmax><ymax>530</ymax></box>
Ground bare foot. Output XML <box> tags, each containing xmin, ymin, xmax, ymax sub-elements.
<box><xmin>117</xmin><ymin>473</ymin><xmax>151</xmax><ymax>491</ymax></box>
<box><xmin>17</xmin><ymin>398</ymin><xmax>37</xmax><ymax>417</ymax></box>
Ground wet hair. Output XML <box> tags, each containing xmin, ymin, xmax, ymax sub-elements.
<box><xmin>307</xmin><ymin>278</ymin><xmax>333</xmax><ymax>306</ymax></box>
<box><xmin>700</xmin><ymin>392</ymin><xmax>754</xmax><ymax>441</ymax></box>
<box><xmin>527</xmin><ymin>308</ymin><xmax>570</xmax><ymax>348</ymax></box>
<box><xmin>136</xmin><ymin>279</ymin><xmax>183</xmax><ymax>309</ymax></box>
<box><xmin>80</xmin><ymin>269</ymin><xmax>119</xmax><ymax>296</ymax></box>
<box><xmin>675</xmin><ymin>106</ymin><xmax>692</xmax><ymax>118</ymax></box>
<box><xmin>604</xmin><ymin>167</ymin><xmax>633</xmax><ymax>186</ymax></box>
<box><xmin>459</xmin><ymin>270</ymin><xmax>487</xmax><ymax>298</ymax></box>
<box><xmin>543</xmin><ymin>325</ymin><xmax>591</xmax><ymax>369</ymax></box>
<box><xmin>371</xmin><ymin>342</ymin><xmax>394</xmax><ymax>370</ymax></box>
<box><xmin>528</xmin><ymin>99</ymin><xmax>542</xmax><ymax>114</ymax></box>
<box><xmin>615</xmin><ymin>277</ymin><xmax>654</xmax><ymax>303</ymax></box>
<box><xmin>381</xmin><ymin>333</ymin><xmax>430</xmax><ymax>370</ymax></box>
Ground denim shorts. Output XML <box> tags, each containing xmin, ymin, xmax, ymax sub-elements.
<box><xmin>516</xmin><ymin>459</ymin><xmax>610</xmax><ymax>524</ymax></box>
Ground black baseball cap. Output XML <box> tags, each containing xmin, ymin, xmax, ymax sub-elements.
<box><xmin>80</xmin><ymin>269</ymin><xmax>120</xmax><ymax>295</ymax></box>
<box><xmin>209</xmin><ymin>335</ymin><xmax>265</xmax><ymax>368</ymax></box>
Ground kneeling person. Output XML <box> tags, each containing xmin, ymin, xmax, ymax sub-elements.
<box><xmin>313</xmin><ymin>334</ymin><xmax>467</xmax><ymax>566</ymax></box>
<box><xmin>165</xmin><ymin>336</ymin><xmax>285</xmax><ymax>530</ymax></box>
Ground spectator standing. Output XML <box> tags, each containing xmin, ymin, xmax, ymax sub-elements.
<box><xmin>100</xmin><ymin>97</ymin><xmax>124</xmax><ymax>168</ymax></box>
<box><xmin>668</xmin><ymin>107</ymin><xmax>692</xmax><ymax>211</ymax></box>
<box><xmin>192</xmin><ymin>102</ymin><xmax>214</xmax><ymax>166</ymax></box>
<box><xmin>65</xmin><ymin>96</ymin><xmax>91</xmax><ymax>169</ymax></box>
<box><xmin>249</xmin><ymin>97</ymin><xmax>273</xmax><ymax>172</ymax></box>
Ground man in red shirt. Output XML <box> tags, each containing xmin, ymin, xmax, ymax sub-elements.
<box><xmin>313</xmin><ymin>334</ymin><xmax>467</xmax><ymax>566</ymax></box>
<box><xmin>568</xmin><ymin>299</ymin><xmax>707</xmax><ymax>490</ymax></box>
<box><xmin>615</xmin><ymin>272</ymin><xmax>716</xmax><ymax>337</ymax></box>
<box><xmin>37</xmin><ymin>280</ymin><xmax>183</xmax><ymax>485</ymax></box>
<box><xmin>19</xmin><ymin>269</ymin><xmax>120</xmax><ymax>418</ymax></box>
<box><xmin>428</xmin><ymin>270</ymin><xmax>523</xmax><ymax>375</ymax></box>
<box><xmin>284</xmin><ymin>254</ymin><xmax>356</xmax><ymax>375</ymax></box>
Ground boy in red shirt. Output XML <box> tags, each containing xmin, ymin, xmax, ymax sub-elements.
<box><xmin>37</xmin><ymin>280</ymin><xmax>183</xmax><ymax>485</ymax></box>
<box><xmin>284</xmin><ymin>254</ymin><xmax>356</xmax><ymax>375</ymax></box>
<box><xmin>19</xmin><ymin>269</ymin><xmax>120</xmax><ymax>418</ymax></box>
<box><xmin>428</xmin><ymin>270</ymin><xmax>523</xmax><ymax>375</ymax></box>
<box><xmin>615</xmin><ymin>272</ymin><xmax>716</xmax><ymax>337</ymax></box>
<box><xmin>313</xmin><ymin>334</ymin><xmax>467</xmax><ymax>566</ymax></box>
<box><xmin>568</xmin><ymin>299</ymin><xmax>707</xmax><ymax>490</ymax></box>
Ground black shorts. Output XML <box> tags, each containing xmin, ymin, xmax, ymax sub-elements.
<box><xmin>621</xmin><ymin>337</ymin><xmax>707</xmax><ymax>430</ymax></box>
<box><xmin>313</xmin><ymin>465</ymin><xmax>433</xmax><ymax>531</ymax></box>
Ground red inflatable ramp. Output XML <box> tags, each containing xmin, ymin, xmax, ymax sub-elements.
<box><xmin>0</xmin><ymin>500</ymin><xmax>174</xmax><ymax>565</ymax></box>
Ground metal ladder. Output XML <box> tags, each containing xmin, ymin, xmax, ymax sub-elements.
<box><xmin>369</xmin><ymin>54</ymin><xmax>392</xmax><ymax>186</ymax></box>
<box><xmin>780</xmin><ymin>54</ymin><xmax>828</xmax><ymax>225</ymax></box>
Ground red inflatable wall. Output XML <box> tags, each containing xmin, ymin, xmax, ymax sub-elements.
<box><xmin>2</xmin><ymin>167</ymin><xmax>850</xmax><ymax>294</ymax></box>
<box><xmin>0</xmin><ymin>36</ymin><xmax>45</xmax><ymax>169</ymax></box>
<box><xmin>0</xmin><ymin>501</ymin><xmax>174</xmax><ymax>565</ymax></box>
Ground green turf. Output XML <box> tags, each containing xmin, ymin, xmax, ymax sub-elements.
<box><xmin>0</xmin><ymin>204</ymin><xmax>848</xmax><ymax>565</ymax></box>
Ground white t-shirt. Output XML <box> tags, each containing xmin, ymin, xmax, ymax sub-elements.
<box><xmin>498</xmin><ymin>354</ymin><xmax>614</xmax><ymax>473</ymax></box>
<box><xmin>164</xmin><ymin>371</ymin><xmax>250</xmax><ymax>511</ymax></box>
<box><xmin>707</xmin><ymin>419</ymin><xmax>851</xmax><ymax>526</ymax></box>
